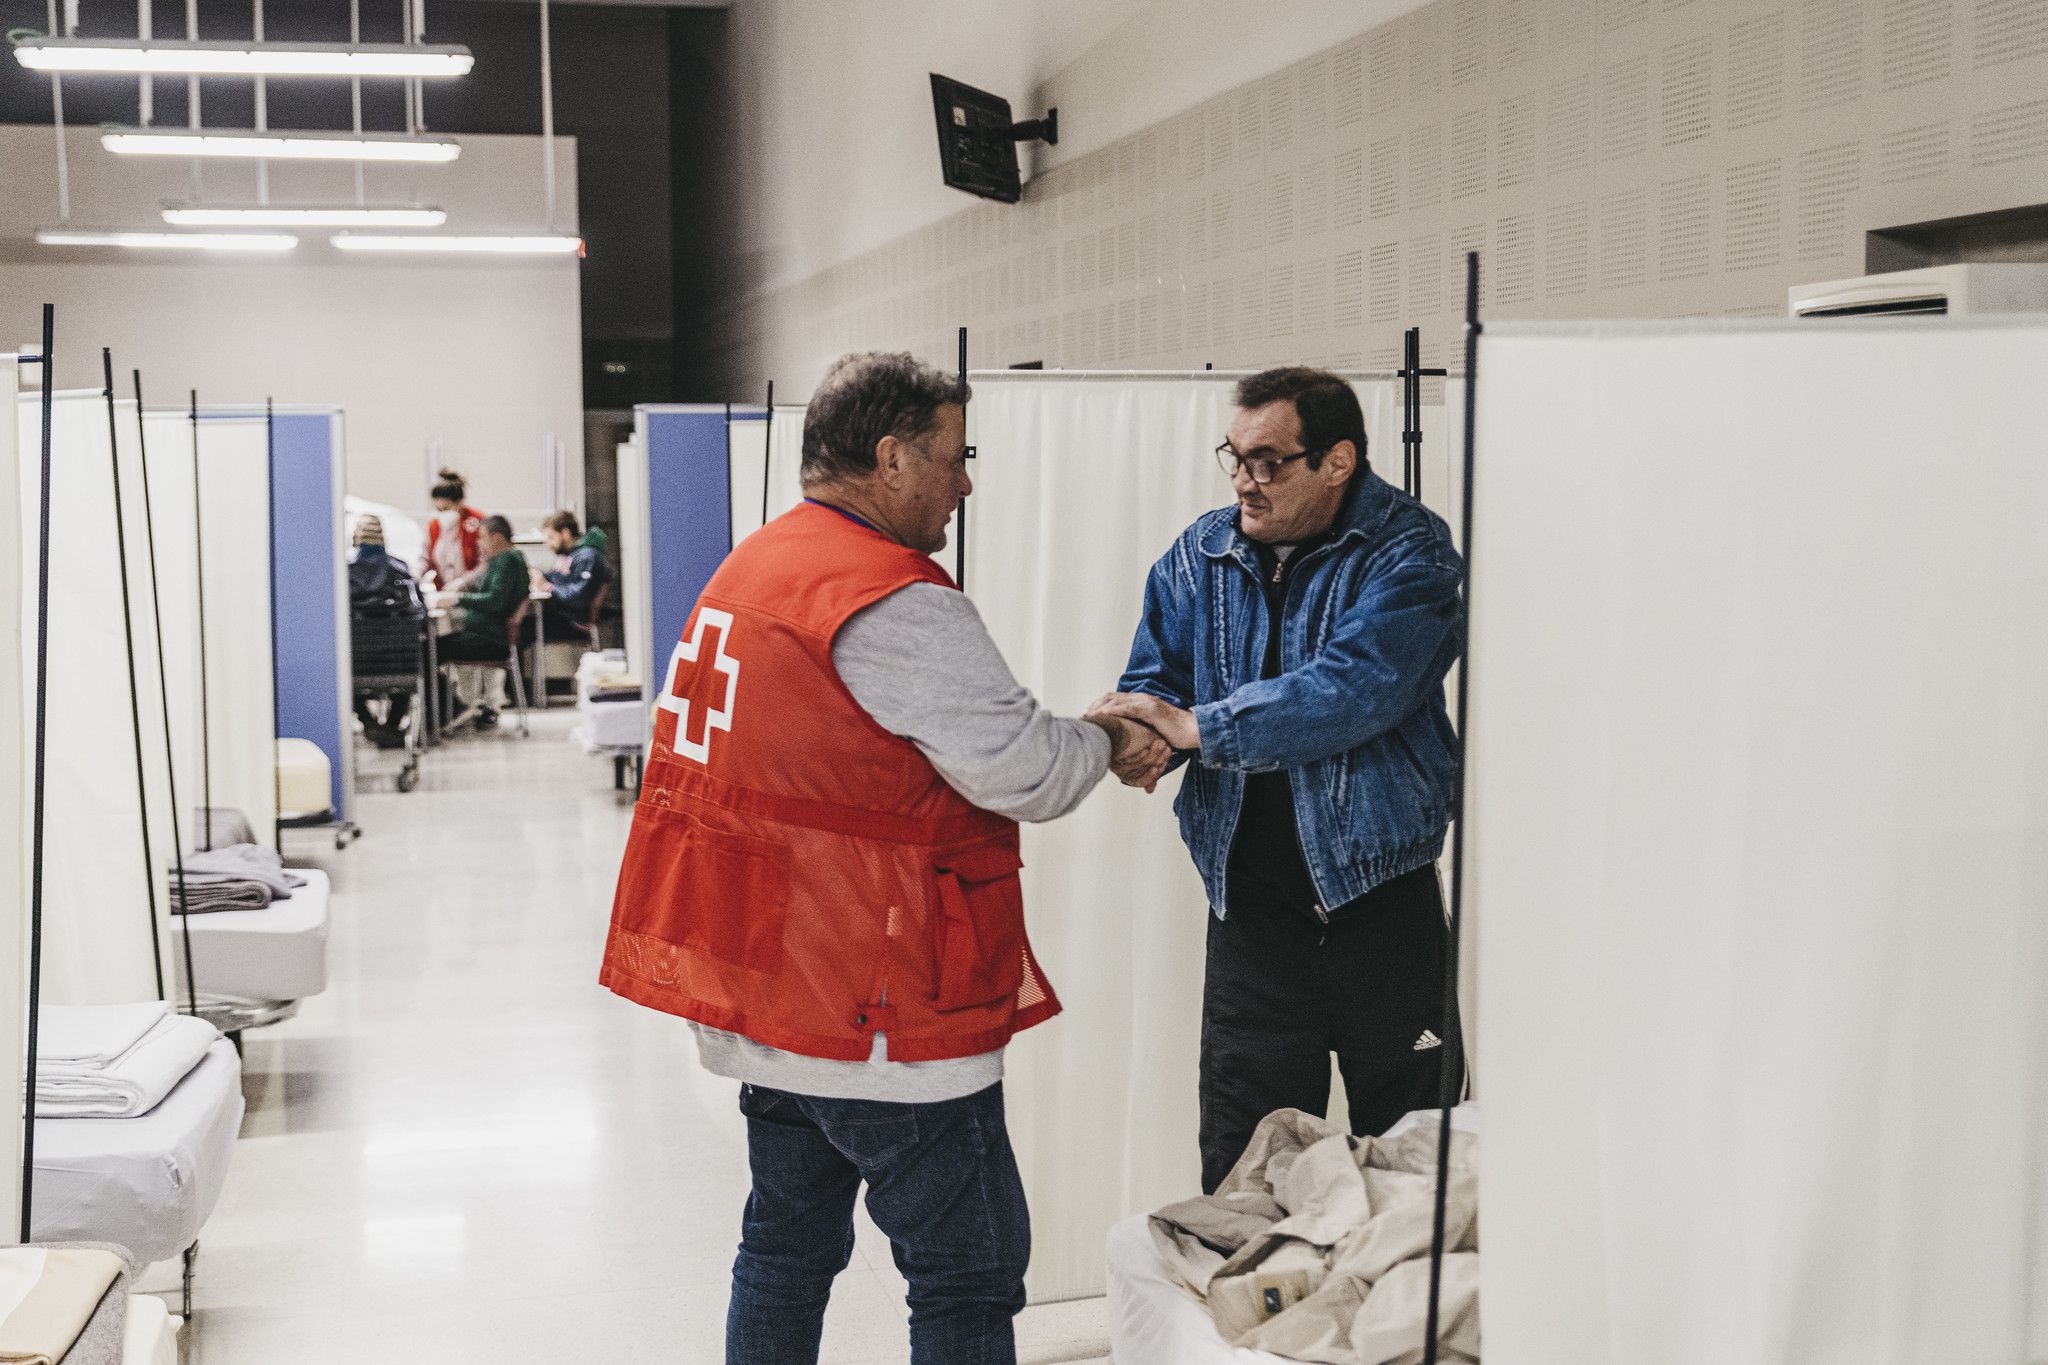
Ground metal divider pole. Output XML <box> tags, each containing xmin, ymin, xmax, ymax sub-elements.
<box><xmin>133</xmin><ymin>371</ymin><xmax>201</xmax><ymax>1017</ymax></box>
<box><xmin>102</xmin><ymin>349</ymin><xmax>168</xmax><ymax>1000</ymax></box>
<box><xmin>760</xmin><ymin>380</ymin><xmax>774</xmax><ymax>529</ymax></box>
<box><xmin>190</xmin><ymin>392</ymin><xmax>214</xmax><ymax>849</ymax></box>
<box><xmin>1420</xmin><ymin>252</ymin><xmax>1482</xmax><ymax>1365</ymax></box>
<box><xmin>21</xmin><ymin>304</ymin><xmax>56</xmax><ymax>1243</ymax></box>
<box><xmin>955</xmin><ymin>327</ymin><xmax>971</xmax><ymax>588</ymax></box>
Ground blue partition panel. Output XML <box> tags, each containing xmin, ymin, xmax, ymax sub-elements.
<box><xmin>268</xmin><ymin>412</ymin><xmax>346</xmax><ymax>814</ymax></box>
<box><xmin>644</xmin><ymin>409</ymin><xmax>742</xmax><ymax>666</ymax></box>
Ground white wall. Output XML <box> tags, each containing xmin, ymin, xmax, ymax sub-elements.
<box><xmin>1038</xmin><ymin>0</ymin><xmax>1433</xmax><ymax>169</ymax></box>
<box><xmin>0</xmin><ymin>125</ymin><xmax>585</xmax><ymax>513</ymax></box>
<box><xmin>719</xmin><ymin>0</ymin><xmax>2048</xmax><ymax>397</ymax></box>
<box><xmin>722</xmin><ymin>0</ymin><xmax>1412</xmax><ymax>302</ymax></box>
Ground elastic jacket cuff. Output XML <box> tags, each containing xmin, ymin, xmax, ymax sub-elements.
<box><xmin>1193</xmin><ymin>699</ymin><xmax>1239</xmax><ymax>768</ymax></box>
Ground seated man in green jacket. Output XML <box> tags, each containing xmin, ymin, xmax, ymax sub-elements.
<box><xmin>433</xmin><ymin>514</ymin><xmax>528</xmax><ymax>728</ymax></box>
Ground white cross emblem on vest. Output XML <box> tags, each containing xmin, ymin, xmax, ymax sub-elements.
<box><xmin>656</xmin><ymin>607</ymin><xmax>740</xmax><ymax>764</ymax></box>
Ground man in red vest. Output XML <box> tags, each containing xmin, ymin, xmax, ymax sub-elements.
<box><xmin>602</xmin><ymin>351</ymin><xmax>1168</xmax><ymax>1365</ymax></box>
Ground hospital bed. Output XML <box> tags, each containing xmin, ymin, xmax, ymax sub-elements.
<box><xmin>175</xmin><ymin>869</ymin><xmax>332</xmax><ymax>1038</ymax></box>
<box><xmin>31</xmin><ymin>1040</ymin><xmax>244</xmax><ymax>1316</ymax></box>
<box><xmin>277</xmin><ymin>738</ymin><xmax>359</xmax><ymax>850</ymax></box>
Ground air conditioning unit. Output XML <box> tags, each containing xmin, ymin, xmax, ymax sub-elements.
<box><xmin>1788</xmin><ymin>263</ymin><xmax>2048</xmax><ymax>318</ymax></box>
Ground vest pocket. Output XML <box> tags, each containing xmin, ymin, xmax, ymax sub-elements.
<box><xmin>929</xmin><ymin>846</ymin><xmax>1027</xmax><ymax>1011</ymax></box>
<box><xmin>619</xmin><ymin>807</ymin><xmax>789</xmax><ymax>974</ymax></box>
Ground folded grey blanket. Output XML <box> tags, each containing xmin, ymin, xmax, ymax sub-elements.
<box><xmin>175</xmin><ymin>843</ymin><xmax>305</xmax><ymax>898</ymax></box>
<box><xmin>59</xmin><ymin>1280</ymin><xmax>124</xmax><ymax>1365</ymax></box>
<box><xmin>169</xmin><ymin>879</ymin><xmax>268</xmax><ymax>915</ymax></box>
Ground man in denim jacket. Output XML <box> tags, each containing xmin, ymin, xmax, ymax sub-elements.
<box><xmin>1092</xmin><ymin>366</ymin><xmax>1464</xmax><ymax>1193</ymax></box>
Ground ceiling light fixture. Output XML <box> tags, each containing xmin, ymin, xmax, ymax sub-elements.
<box><xmin>331</xmin><ymin>233</ymin><xmax>583</xmax><ymax>255</ymax></box>
<box><xmin>103</xmin><ymin>128</ymin><xmax>461</xmax><ymax>163</ymax></box>
<box><xmin>12</xmin><ymin>37</ymin><xmax>473</xmax><ymax>79</ymax></box>
<box><xmin>164</xmin><ymin>204</ymin><xmax>447</xmax><ymax>228</ymax></box>
<box><xmin>36</xmin><ymin>228</ymin><xmax>298</xmax><ymax>251</ymax></box>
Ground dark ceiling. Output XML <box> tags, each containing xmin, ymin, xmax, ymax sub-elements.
<box><xmin>0</xmin><ymin>0</ymin><xmax>728</xmax><ymax>403</ymax></box>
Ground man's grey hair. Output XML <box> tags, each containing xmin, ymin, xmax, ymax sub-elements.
<box><xmin>801</xmin><ymin>351</ymin><xmax>970</xmax><ymax>485</ymax></box>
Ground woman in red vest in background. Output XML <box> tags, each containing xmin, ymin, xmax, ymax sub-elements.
<box><xmin>420</xmin><ymin>467</ymin><xmax>486</xmax><ymax>591</ymax></box>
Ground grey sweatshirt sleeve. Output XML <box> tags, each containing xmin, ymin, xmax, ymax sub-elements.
<box><xmin>832</xmin><ymin>582</ymin><xmax>1112</xmax><ymax>823</ymax></box>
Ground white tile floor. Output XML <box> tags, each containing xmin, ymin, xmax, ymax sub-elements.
<box><xmin>170</xmin><ymin>710</ymin><xmax>1109</xmax><ymax>1364</ymax></box>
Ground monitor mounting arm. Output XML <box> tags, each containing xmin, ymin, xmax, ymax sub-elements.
<box><xmin>1005</xmin><ymin>108</ymin><xmax>1058</xmax><ymax>147</ymax></box>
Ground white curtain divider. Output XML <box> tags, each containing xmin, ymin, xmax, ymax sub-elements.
<box><xmin>768</xmin><ymin>406</ymin><xmax>804</xmax><ymax>524</ymax></box>
<box><xmin>142</xmin><ymin>414</ymin><xmax>276</xmax><ymax>850</ymax></box>
<box><xmin>724</xmin><ymin>411</ymin><xmax>768</xmax><ymax>548</ymax></box>
<box><xmin>199</xmin><ymin>419</ymin><xmax>277</xmax><ymax>846</ymax></box>
<box><xmin>16</xmin><ymin>393</ymin><xmax>177</xmax><ymax>1007</ymax></box>
<box><xmin>962</xmin><ymin>369</ymin><xmax>1406</xmax><ymax>1302</ymax></box>
<box><xmin>617</xmin><ymin>429</ymin><xmax>651</xmax><ymax>685</ymax></box>
<box><xmin>140</xmin><ymin>411</ymin><xmax>205</xmax><ymax>852</ymax></box>
<box><xmin>728</xmin><ymin>405</ymin><xmax>806</xmax><ymax>546</ymax></box>
<box><xmin>0</xmin><ymin>357</ymin><xmax>24</xmax><ymax>1240</ymax></box>
<box><xmin>1469</xmin><ymin>318</ymin><xmax>2048</xmax><ymax>1364</ymax></box>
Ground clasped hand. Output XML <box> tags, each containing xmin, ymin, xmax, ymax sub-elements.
<box><xmin>1084</xmin><ymin>692</ymin><xmax>1200</xmax><ymax>794</ymax></box>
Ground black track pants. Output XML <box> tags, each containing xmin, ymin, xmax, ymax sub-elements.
<box><xmin>1198</xmin><ymin>863</ymin><xmax>1463</xmax><ymax>1194</ymax></box>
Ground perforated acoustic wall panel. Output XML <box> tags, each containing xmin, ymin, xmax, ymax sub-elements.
<box><xmin>723</xmin><ymin>0</ymin><xmax>2048</xmax><ymax>394</ymax></box>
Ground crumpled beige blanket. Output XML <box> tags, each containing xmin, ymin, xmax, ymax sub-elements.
<box><xmin>1149</xmin><ymin>1109</ymin><xmax>1479</xmax><ymax>1365</ymax></box>
<box><xmin>0</xmin><ymin>1246</ymin><xmax>125</xmax><ymax>1365</ymax></box>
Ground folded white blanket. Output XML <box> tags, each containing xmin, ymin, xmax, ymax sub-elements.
<box><xmin>34</xmin><ymin>1013</ymin><xmax>220</xmax><ymax>1119</ymax></box>
<box><xmin>34</xmin><ymin>1004</ymin><xmax>168</xmax><ymax>1069</ymax></box>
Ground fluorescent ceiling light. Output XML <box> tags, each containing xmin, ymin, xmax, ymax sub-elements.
<box><xmin>13</xmin><ymin>37</ymin><xmax>473</xmax><ymax>78</ymax></box>
<box><xmin>165</xmin><ymin>204</ymin><xmax>447</xmax><ymax>227</ymax></box>
<box><xmin>103</xmin><ymin>128</ymin><xmax>462</xmax><ymax>163</ymax></box>
<box><xmin>331</xmin><ymin>233</ymin><xmax>583</xmax><ymax>255</ymax></box>
<box><xmin>37</xmin><ymin>228</ymin><xmax>298</xmax><ymax>252</ymax></box>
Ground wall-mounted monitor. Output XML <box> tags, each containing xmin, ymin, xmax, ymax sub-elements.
<box><xmin>930</xmin><ymin>73</ymin><xmax>1056</xmax><ymax>205</ymax></box>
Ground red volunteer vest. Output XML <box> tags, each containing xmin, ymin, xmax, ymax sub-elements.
<box><xmin>600</xmin><ymin>501</ymin><xmax>1062</xmax><ymax>1061</ymax></box>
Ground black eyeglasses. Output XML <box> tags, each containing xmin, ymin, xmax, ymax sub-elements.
<box><xmin>1214</xmin><ymin>441</ymin><xmax>1330</xmax><ymax>485</ymax></box>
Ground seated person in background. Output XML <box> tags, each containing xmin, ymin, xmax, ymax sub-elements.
<box><xmin>420</xmin><ymin>467</ymin><xmax>487</xmax><ymax>591</ymax></box>
<box><xmin>348</xmin><ymin>516</ymin><xmax>424</xmax><ymax>749</ymax></box>
<box><xmin>431</xmin><ymin>514</ymin><xmax>528</xmax><ymax>729</ymax></box>
<box><xmin>535</xmin><ymin>510</ymin><xmax>613</xmax><ymax>638</ymax></box>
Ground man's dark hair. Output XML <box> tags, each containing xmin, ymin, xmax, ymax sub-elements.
<box><xmin>482</xmin><ymin>514</ymin><xmax>514</xmax><ymax>540</ymax></box>
<box><xmin>544</xmin><ymin>510</ymin><xmax>580</xmax><ymax>536</ymax></box>
<box><xmin>801</xmin><ymin>351</ymin><xmax>970</xmax><ymax>484</ymax></box>
<box><xmin>1233</xmin><ymin>367</ymin><xmax>1369</xmax><ymax>475</ymax></box>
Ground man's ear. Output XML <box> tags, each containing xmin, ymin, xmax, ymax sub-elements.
<box><xmin>1323</xmin><ymin>439</ymin><xmax>1358</xmax><ymax>485</ymax></box>
<box><xmin>873</xmin><ymin>434</ymin><xmax>908</xmax><ymax>488</ymax></box>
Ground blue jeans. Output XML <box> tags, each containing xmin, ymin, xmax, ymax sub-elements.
<box><xmin>726</xmin><ymin>1081</ymin><xmax>1030</xmax><ymax>1365</ymax></box>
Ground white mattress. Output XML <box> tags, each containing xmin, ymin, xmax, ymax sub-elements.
<box><xmin>123</xmin><ymin>1292</ymin><xmax>179</xmax><ymax>1365</ymax></box>
<box><xmin>275</xmin><ymin>738</ymin><xmax>331</xmax><ymax>820</ymax></box>
<box><xmin>577</xmin><ymin>696</ymin><xmax>644</xmax><ymax>749</ymax></box>
<box><xmin>1106</xmin><ymin>1215</ymin><xmax>1286</xmax><ymax>1365</ymax></box>
<box><xmin>175</xmin><ymin>869</ymin><xmax>330</xmax><ymax>1002</ymax></box>
<box><xmin>31</xmin><ymin>1040</ymin><xmax>244</xmax><ymax>1265</ymax></box>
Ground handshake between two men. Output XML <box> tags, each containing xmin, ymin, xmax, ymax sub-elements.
<box><xmin>601</xmin><ymin>356</ymin><xmax>1471</xmax><ymax>1365</ymax></box>
<box><xmin>1084</xmin><ymin>693</ymin><xmax>1197</xmax><ymax>795</ymax></box>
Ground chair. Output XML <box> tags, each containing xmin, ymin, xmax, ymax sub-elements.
<box><xmin>459</xmin><ymin>597</ymin><xmax>532</xmax><ymax>739</ymax></box>
<box><xmin>539</xmin><ymin>580</ymin><xmax>611</xmax><ymax>702</ymax></box>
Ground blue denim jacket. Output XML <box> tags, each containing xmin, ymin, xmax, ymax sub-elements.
<box><xmin>1118</xmin><ymin>469</ymin><xmax>1463</xmax><ymax>917</ymax></box>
